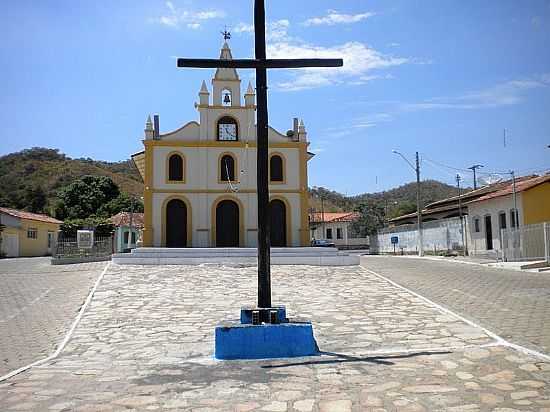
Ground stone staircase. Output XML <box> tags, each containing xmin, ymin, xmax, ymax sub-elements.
<box><xmin>112</xmin><ymin>247</ymin><xmax>359</xmax><ymax>266</ymax></box>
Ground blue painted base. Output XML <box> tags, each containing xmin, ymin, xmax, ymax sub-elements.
<box><xmin>215</xmin><ymin>321</ymin><xmax>319</xmax><ymax>360</ymax></box>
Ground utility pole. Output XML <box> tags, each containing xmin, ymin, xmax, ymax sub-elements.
<box><xmin>392</xmin><ymin>149</ymin><xmax>423</xmax><ymax>256</ymax></box>
<box><xmin>456</xmin><ymin>174</ymin><xmax>466</xmax><ymax>256</ymax></box>
<box><xmin>129</xmin><ymin>195</ymin><xmax>135</xmax><ymax>249</ymax></box>
<box><xmin>320</xmin><ymin>194</ymin><xmax>326</xmax><ymax>238</ymax></box>
<box><xmin>511</xmin><ymin>170</ymin><xmax>518</xmax><ymax>228</ymax></box>
<box><xmin>468</xmin><ymin>164</ymin><xmax>484</xmax><ymax>190</ymax></box>
<box><xmin>416</xmin><ymin>152</ymin><xmax>423</xmax><ymax>256</ymax></box>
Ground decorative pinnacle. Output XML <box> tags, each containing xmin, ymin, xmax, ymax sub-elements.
<box><xmin>246</xmin><ymin>81</ymin><xmax>255</xmax><ymax>95</ymax></box>
<box><xmin>199</xmin><ymin>80</ymin><xmax>209</xmax><ymax>94</ymax></box>
<box><xmin>145</xmin><ymin>115</ymin><xmax>153</xmax><ymax>130</ymax></box>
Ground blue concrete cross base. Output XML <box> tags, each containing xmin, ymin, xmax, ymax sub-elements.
<box><xmin>215</xmin><ymin>320</ymin><xmax>319</xmax><ymax>360</ymax></box>
<box><xmin>215</xmin><ymin>306</ymin><xmax>319</xmax><ymax>360</ymax></box>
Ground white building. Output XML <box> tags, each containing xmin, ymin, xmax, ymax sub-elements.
<box><xmin>132</xmin><ymin>42</ymin><xmax>312</xmax><ymax>248</ymax></box>
<box><xmin>310</xmin><ymin>212</ymin><xmax>368</xmax><ymax>248</ymax></box>
<box><xmin>467</xmin><ymin>174</ymin><xmax>550</xmax><ymax>257</ymax></box>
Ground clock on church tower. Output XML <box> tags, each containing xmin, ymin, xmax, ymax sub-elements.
<box><xmin>217</xmin><ymin>116</ymin><xmax>238</xmax><ymax>141</ymax></box>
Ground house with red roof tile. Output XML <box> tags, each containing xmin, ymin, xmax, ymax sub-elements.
<box><xmin>0</xmin><ymin>207</ymin><xmax>63</xmax><ymax>257</ymax></box>
<box><xmin>110</xmin><ymin>212</ymin><xmax>144</xmax><ymax>253</ymax></box>
<box><xmin>466</xmin><ymin>174</ymin><xmax>550</xmax><ymax>257</ymax></box>
<box><xmin>309</xmin><ymin>212</ymin><xmax>368</xmax><ymax>248</ymax></box>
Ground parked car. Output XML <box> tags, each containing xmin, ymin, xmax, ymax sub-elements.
<box><xmin>311</xmin><ymin>239</ymin><xmax>335</xmax><ymax>247</ymax></box>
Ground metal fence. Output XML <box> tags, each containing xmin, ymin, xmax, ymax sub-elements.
<box><xmin>52</xmin><ymin>234</ymin><xmax>113</xmax><ymax>264</ymax></box>
<box><xmin>501</xmin><ymin>222</ymin><xmax>550</xmax><ymax>262</ymax></box>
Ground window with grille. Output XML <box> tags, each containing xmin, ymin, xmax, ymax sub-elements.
<box><xmin>27</xmin><ymin>228</ymin><xmax>37</xmax><ymax>239</ymax></box>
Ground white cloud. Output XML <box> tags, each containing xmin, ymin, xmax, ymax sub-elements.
<box><xmin>228</xmin><ymin>18</ymin><xmax>407</xmax><ymax>91</ymax></box>
<box><xmin>268</xmin><ymin>40</ymin><xmax>408</xmax><ymax>91</ymax></box>
<box><xmin>233</xmin><ymin>22</ymin><xmax>254</xmax><ymax>33</ymax></box>
<box><xmin>303</xmin><ymin>10</ymin><xmax>375</xmax><ymax>26</ymax></box>
<box><xmin>232</xmin><ymin>19</ymin><xmax>292</xmax><ymax>42</ymax></box>
<box><xmin>269</xmin><ymin>19</ymin><xmax>291</xmax><ymax>41</ymax></box>
<box><xmin>403</xmin><ymin>75</ymin><xmax>550</xmax><ymax>111</ymax></box>
<box><xmin>156</xmin><ymin>1</ymin><xmax>225</xmax><ymax>29</ymax></box>
<box><xmin>319</xmin><ymin>113</ymin><xmax>393</xmax><ymax>140</ymax></box>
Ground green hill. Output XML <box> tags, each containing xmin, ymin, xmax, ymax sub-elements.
<box><xmin>0</xmin><ymin>148</ymin><xmax>144</xmax><ymax>215</ymax></box>
<box><xmin>309</xmin><ymin>180</ymin><xmax>464</xmax><ymax>219</ymax></box>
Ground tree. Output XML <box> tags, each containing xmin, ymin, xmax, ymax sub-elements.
<box><xmin>59</xmin><ymin>217</ymin><xmax>115</xmax><ymax>238</ymax></box>
<box><xmin>387</xmin><ymin>200</ymin><xmax>417</xmax><ymax>220</ymax></box>
<box><xmin>98</xmin><ymin>192</ymin><xmax>144</xmax><ymax>217</ymax></box>
<box><xmin>55</xmin><ymin>175</ymin><xmax>120</xmax><ymax>220</ymax></box>
<box><xmin>350</xmin><ymin>201</ymin><xmax>386</xmax><ymax>237</ymax></box>
<box><xmin>0</xmin><ymin>223</ymin><xmax>5</xmax><ymax>257</ymax></box>
<box><xmin>23</xmin><ymin>185</ymin><xmax>47</xmax><ymax>213</ymax></box>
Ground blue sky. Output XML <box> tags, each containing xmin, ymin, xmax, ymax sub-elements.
<box><xmin>2</xmin><ymin>0</ymin><xmax>549</xmax><ymax>194</ymax></box>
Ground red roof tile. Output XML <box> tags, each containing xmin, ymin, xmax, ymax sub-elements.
<box><xmin>468</xmin><ymin>174</ymin><xmax>550</xmax><ymax>204</ymax></box>
<box><xmin>309</xmin><ymin>212</ymin><xmax>359</xmax><ymax>223</ymax></box>
<box><xmin>0</xmin><ymin>207</ymin><xmax>63</xmax><ymax>224</ymax></box>
<box><xmin>110</xmin><ymin>212</ymin><xmax>144</xmax><ymax>228</ymax></box>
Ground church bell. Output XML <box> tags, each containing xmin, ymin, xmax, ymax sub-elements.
<box><xmin>223</xmin><ymin>93</ymin><xmax>231</xmax><ymax>104</ymax></box>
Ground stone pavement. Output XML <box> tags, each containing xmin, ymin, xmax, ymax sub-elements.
<box><xmin>0</xmin><ymin>258</ymin><xmax>106</xmax><ymax>376</ymax></box>
<box><xmin>361</xmin><ymin>255</ymin><xmax>550</xmax><ymax>356</ymax></box>
<box><xmin>0</xmin><ymin>263</ymin><xmax>549</xmax><ymax>411</ymax></box>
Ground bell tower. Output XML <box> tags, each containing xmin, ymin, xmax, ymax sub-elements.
<box><xmin>212</xmin><ymin>41</ymin><xmax>241</xmax><ymax>106</ymax></box>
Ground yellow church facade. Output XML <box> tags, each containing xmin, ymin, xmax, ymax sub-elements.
<box><xmin>132</xmin><ymin>42</ymin><xmax>312</xmax><ymax>248</ymax></box>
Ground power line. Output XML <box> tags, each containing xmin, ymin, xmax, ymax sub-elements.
<box><xmin>419</xmin><ymin>154</ymin><xmax>471</xmax><ymax>173</ymax></box>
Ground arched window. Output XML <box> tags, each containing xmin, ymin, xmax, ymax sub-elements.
<box><xmin>270</xmin><ymin>155</ymin><xmax>284</xmax><ymax>182</ymax></box>
<box><xmin>217</xmin><ymin>116</ymin><xmax>238</xmax><ymax>141</ymax></box>
<box><xmin>220</xmin><ymin>155</ymin><xmax>235</xmax><ymax>182</ymax></box>
<box><xmin>168</xmin><ymin>154</ymin><xmax>184</xmax><ymax>181</ymax></box>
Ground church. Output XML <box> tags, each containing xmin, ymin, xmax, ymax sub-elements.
<box><xmin>132</xmin><ymin>41</ymin><xmax>313</xmax><ymax>248</ymax></box>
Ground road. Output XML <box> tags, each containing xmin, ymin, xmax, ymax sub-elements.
<box><xmin>361</xmin><ymin>255</ymin><xmax>550</xmax><ymax>355</ymax></box>
<box><xmin>0</xmin><ymin>257</ymin><xmax>106</xmax><ymax>376</ymax></box>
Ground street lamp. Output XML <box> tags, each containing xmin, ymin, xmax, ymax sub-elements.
<box><xmin>392</xmin><ymin>149</ymin><xmax>423</xmax><ymax>256</ymax></box>
<box><xmin>468</xmin><ymin>164</ymin><xmax>484</xmax><ymax>190</ymax></box>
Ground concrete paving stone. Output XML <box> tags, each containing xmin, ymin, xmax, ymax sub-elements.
<box><xmin>0</xmin><ymin>258</ymin><xmax>105</xmax><ymax>376</ymax></box>
<box><xmin>0</xmin><ymin>263</ymin><xmax>549</xmax><ymax>411</ymax></box>
<box><xmin>361</xmin><ymin>255</ymin><xmax>550</xmax><ymax>355</ymax></box>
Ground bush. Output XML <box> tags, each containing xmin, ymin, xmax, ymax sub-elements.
<box><xmin>60</xmin><ymin>218</ymin><xmax>115</xmax><ymax>238</ymax></box>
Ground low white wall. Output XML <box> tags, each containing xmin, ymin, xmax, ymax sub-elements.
<box><xmin>371</xmin><ymin>217</ymin><xmax>466</xmax><ymax>254</ymax></box>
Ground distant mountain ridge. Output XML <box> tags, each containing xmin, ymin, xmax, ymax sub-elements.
<box><xmin>0</xmin><ymin>147</ymin><xmax>463</xmax><ymax>219</ymax></box>
<box><xmin>309</xmin><ymin>180</ymin><xmax>466</xmax><ymax>219</ymax></box>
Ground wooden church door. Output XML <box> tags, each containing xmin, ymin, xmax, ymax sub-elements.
<box><xmin>216</xmin><ymin>200</ymin><xmax>239</xmax><ymax>247</ymax></box>
<box><xmin>166</xmin><ymin>199</ymin><xmax>187</xmax><ymax>247</ymax></box>
<box><xmin>270</xmin><ymin>199</ymin><xmax>287</xmax><ymax>247</ymax></box>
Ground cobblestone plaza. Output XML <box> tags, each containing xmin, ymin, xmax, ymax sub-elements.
<box><xmin>1</xmin><ymin>261</ymin><xmax>549</xmax><ymax>411</ymax></box>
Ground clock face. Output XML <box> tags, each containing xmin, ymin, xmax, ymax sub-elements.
<box><xmin>219</xmin><ymin>123</ymin><xmax>237</xmax><ymax>141</ymax></box>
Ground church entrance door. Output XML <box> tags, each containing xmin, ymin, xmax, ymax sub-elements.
<box><xmin>216</xmin><ymin>200</ymin><xmax>239</xmax><ymax>247</ymax></box>
<box><xmin>270</xmin><ymin>199</ymin><xmax>287</xmax><ymax>247</ymax></box>
<box><xmin>166</xmin><ymin>199</ymin><xmax>187</xmax><ymax>247</ymax></box>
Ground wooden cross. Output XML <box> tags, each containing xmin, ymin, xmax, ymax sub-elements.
<box><xmin>177</xmin><ymin>0</ymin><xmax>342</xmax><ymax>311</ymax></box>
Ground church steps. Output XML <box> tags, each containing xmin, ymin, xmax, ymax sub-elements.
<box><xmin>112</xmin><ymin>247</ymin><xmax>359</xmax><ymax>266</ymax></box>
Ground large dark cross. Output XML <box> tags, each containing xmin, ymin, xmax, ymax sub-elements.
<box><xmin>177</xmin><ymin>0</ymin><xmax>342</xmax><ymax>311</ymax></box>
